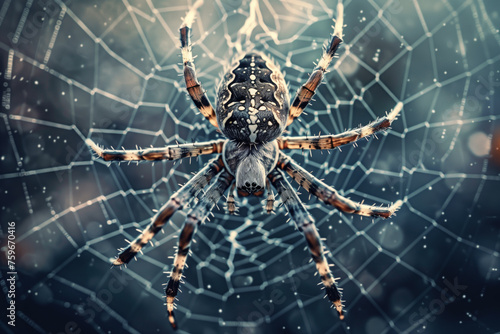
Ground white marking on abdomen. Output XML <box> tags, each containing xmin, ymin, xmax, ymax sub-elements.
<box><xmin>222</xmin><ymin>110</ymin><xmax>234</xmax><ymax>127</ymax></box>
<box><xmin>248</xmin><ymin>124</ymin><xmax>258</xmax><ymax>142</ymax></box>
<box><xmin>248</xmin><ymin>106</ymin><xmax>258</xmax><ymax>115</ymax></box>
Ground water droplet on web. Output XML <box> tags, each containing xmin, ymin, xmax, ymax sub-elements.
<box><xmin>234</xmin><ymin>275</ymin><xmax>254</xmax><ymax>287</ymax></box>
<box><xmin>377</xmin><ymin>223</ymin><xmax>404</xmax><ymax>250</ymax></box>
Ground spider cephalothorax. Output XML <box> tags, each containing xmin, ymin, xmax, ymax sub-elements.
<box><xmin>222</xmin><ymin>140</ymin><xmax>279</xmax><ymax>196</ymax></box>
<box><xmin>87</xmin><ymin>2</ymin><xmax>403</xmax><ymax>330</ymax></box>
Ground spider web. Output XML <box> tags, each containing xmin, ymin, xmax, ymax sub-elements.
<box><xmin>1</xmin><ymin>0</ymin><xmax>499</xmax><ymax>333</ymax></box>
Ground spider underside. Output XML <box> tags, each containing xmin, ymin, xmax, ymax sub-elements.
<box><xmin>87</xmin><ymin>3</ymin><xmax>403</xmax><ymax>330</ymax></box>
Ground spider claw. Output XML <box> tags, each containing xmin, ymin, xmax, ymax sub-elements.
<box><xmin>334</xmin><ymin>300</ymin><xmax>345</xmax><ymax>320</ymax></box>
<box><xmin>168</xmin><ymin>310</ymin><xmax>178</xmax><ymax>330</ymax></box>
<box><xmin>392</xmin><ymin>199</ymin><xmax>403</xmax><ymax>211</ymax></box>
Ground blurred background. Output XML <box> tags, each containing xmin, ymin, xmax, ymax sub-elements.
<box><xmin>1</xmin><ymin>0</ymin><xmax>499</xmax><ymax>333</ymax></box>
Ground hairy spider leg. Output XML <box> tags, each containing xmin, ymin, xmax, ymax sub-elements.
<box><xmin>265</xmin><ymin>179</ymin><xmax>275</xmax><ymax>214</ymax></box>
<box><xmin>112</xmin><ymin>157</ymin><xmax>225</xmax><ymax>265</ymax></box>
<box><xmin>279</xmin><ymin>102</ymin><xmax>403</xmax><ymax>150</ymax></box>
<box><xmin>277</xmin><ymin>153</ymin><xmax>402</xmax><ymax>218</ymax></box>
<box><xmin>287</xmin><ymin>4</ymin><xmax>344</xmax><ymax>126</ymax></box>
<box><xmin>165</xmin><ymin>170</ymin><xmax>234</xmax><ymax>329</ymax></box>
<box><xmin>226</xmin><ymin>182</ymin><xmax>237</xmax><ymax>214</ymax></box>
<box><xmin>268</xmin><ymin>169</ymin><xmax>344</xmax><ymax>319</ymax></box>
<box><xmin>180</xmin><ymin>14</ymin><xmax>219</xmax><ymax>128</ymax></box>
<box><xmin>86</xmin><ymin>138</ymin><xmax>225</xmax><ymax>161</ymax></box>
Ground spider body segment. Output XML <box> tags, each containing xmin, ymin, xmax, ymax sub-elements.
<box><xmin>222</xmin><ymin>140</ymin><xmax>279</xmax><ymax>196</ymax></box>
<box><xmin>216</xmin><ymin>52</ymin><xmax>286</xmax><ymax>196</ymax></box>
<box><xmin>217</xmin><ymin>52</ymin><xmax>289</xmax><ymax>144</ymax></box>
<box><xmin>87</xmin><ymin>3</ymin><xmax>403</xmax><ymax>330</ymax></box>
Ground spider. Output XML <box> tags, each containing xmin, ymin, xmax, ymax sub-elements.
<box><xmin>86</xmin><ymin>2</ymin><xmax>402</xmax><ymax>330</ymax></box>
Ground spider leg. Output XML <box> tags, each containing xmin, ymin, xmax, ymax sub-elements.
<box><xmin>277</xmin><ymin>152</ymin><xmax>402</xmax><ymax>218</ymax></box>
<box><xmin>268</xmin><ymin>168</ymin><xmax>344</xmax><ymax>319</ymax></box>
<box><xmin>280</xmin><ymin>102</ymin><xmax>402</xmax><ymax>151</ymax></box>
<box><xmin>287</xmin><ymin>2</ymin><xmax>344</xmax><ymax>126</ymax></box>
<box><xmin>86</xmin><ymin>138</ymin><xmax>225</xmax><ymax>162</ymax></box>
<box><xmin>265</xmin><ymin>178</ymin><xmax>275</xmax><ymax>214</ymax></box>
<box><xmin>112</xmin><ymin>157</ymin><xmax>225</xmax><ymax>265</ymax></box>
<box><xmin>226</xmin><ymin>182</ymin><xmax>237</xmax><ymax>214</ymax></box>
<box><xmin>180</xmin><ymin>6</ymin><xmax>219</xmax><ymax>128</ymax></box>
<box><xmin>165</xmin><ymin>170</ymin><xmax>234</xmax><ymax>329</ymax></box>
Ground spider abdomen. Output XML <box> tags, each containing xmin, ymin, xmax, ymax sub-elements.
<box><xmin>216</xmin><ymin>53</ymin><xmax>289</xmax><ymax>143</ymax></box>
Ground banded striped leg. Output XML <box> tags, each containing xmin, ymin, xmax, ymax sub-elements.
<box><xmin>287</xmin><ymin>2</ymin><xmax>344</xmax><ymax>126</ymax></box>
<box><xmin>277</xmin><ymin>153</ymin><xmax>402</xmax><ymax>218</ymax></box>
<box><xmin>180</xmin><ymin>5</ymin><xmax>218</xmax><ymax>128</ymax></box>
<box><xmin>280</xmin><ymin>102</ymin><xmax>403</xmax><ymax>150</ymax></box>
<box><xmin>86</xmin><ymin>138</ymin><xmax>225</xmax><ymax>162</ymax></box>
<box><xmin>112</xmin><ymin>157</ymin><xmax>225</xmax><ymax>265</ymax></box>
<box><xmin>268</xmin><ymin>169</ymin><xmax>344</xmax><ymax>319</ymax></box>
<box><xmin>265</xmin><ymin>179</ymin><xmax>275</xmax><ymax>214</ymax></box>
<box><xmin>165</xmin><ymin>170</ymin><xmax>234</xmax><ymax>329</ymax></box>
<box><xmin>226</xmin><ymin>182</ymin><xmax>237</xmax><ymax>214</ymax></box>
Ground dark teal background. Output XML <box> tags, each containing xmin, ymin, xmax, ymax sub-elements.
<box><xmin>1</xmin><ymin>1</ymin><xmax>499</xmax><ymax>333</ymax></box>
